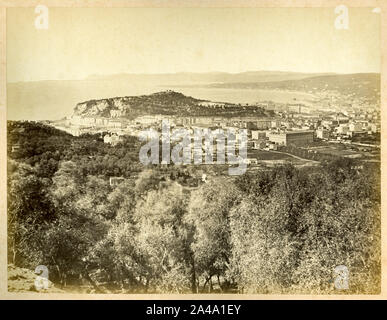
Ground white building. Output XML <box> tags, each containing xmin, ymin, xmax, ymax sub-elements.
<box><xmin>316</xmin><ymin>129</ymin><xmax>329</xmax><ymax>140</ymax></box>
<box><xmin>251</xmin><ymin>130</ymin><xmax>266</xmax><ymax>141</ymax></box>
<box><xmin>337</xmin><ymin>124</ymin><xmax>349</xmax><ymax>135</ymax></box>
<box><xmin>349</xmin><ymin>122</ymin><xmax>363</xmax><ymax>132</ymax></box>
<box><xmin>104</xmin><ymin>134</ymin><xmax>122</xmax><ymax>146</ymax></box>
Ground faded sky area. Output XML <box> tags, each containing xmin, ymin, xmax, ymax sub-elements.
<box><xmin>7</xmin><ymin>7</ymin><xmax>381</xmax><ymax>82</ymax></box>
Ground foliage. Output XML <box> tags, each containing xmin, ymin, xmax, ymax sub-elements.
<box><xmin>7</xmin><ymin>121</ymin><xmax>381</xmax><ymax>294</ymax></box>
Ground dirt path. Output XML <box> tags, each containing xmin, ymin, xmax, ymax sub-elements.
<box><xmin>268</xmin><ymin>150</ymin><xmax>320</xmax><ymax>164</ymax></box>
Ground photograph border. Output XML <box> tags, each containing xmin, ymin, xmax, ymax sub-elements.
<box><xmin>0</xmin><ymin>0</ymin><xmax>385</xmax><ymax>300</ymax></box>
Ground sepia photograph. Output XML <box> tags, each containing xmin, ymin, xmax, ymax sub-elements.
<box><xmin>1</xmin><ymin>1</ymin><xmax>384</xmax><ymax>298</ymax></box>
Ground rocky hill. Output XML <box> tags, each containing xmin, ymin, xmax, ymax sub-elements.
<box><xmin>73</xmin><ymin>90</ymin><xmax>271</xmax><ymax>119</ymax></box>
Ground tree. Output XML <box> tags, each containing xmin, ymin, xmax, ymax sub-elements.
<box><xmin>46</xmin><ymin>160</ymin><xmax>108</xmax><ymax>287</ymax></box>
<box><xmin>131</xmin><ymin>182</ymin><xmax>191</xmax><ymax>293</ymax></box>
<box><xmin>186</xmin><ymin>177</ymin><xmax>241</xmax><ymax>292</ymax></box>
<box><xmin>7</xmin><ymin>160</ymin><xmax>55</xmax><ymax>267</ymax></box>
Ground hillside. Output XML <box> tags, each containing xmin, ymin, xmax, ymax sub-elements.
<box><xmin>7</xmin><ymin>120</ymin><xmax>381</xmax><ymax>294</ymax></box>
<box><xmin>208</xmin><ymin>73</ymin><xmax>380</xmax><ymax>102</ymax></box>
<box><xmin>73</xmin><ymin>90</ymin><xmax>272</xmax><ymax>119</ymax></box>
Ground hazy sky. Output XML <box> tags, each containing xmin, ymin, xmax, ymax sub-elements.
<box><xmin>7</xmin><ymin>7</ymin><xmax>381</xmax><ymax>82</ymax></box>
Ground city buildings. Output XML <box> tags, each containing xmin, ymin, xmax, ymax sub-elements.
<box><xmin>316</xmin><ymin>128</ymin><xmax>330</xmax><ymax>140</ymax></box>
<box><xmin>267</xmin><ymin>131</ymin><xmax>314</xmax><ymax>146</ymax></box>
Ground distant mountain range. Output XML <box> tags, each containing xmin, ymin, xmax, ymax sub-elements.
<box><xmin>205</xmin><ymin>73</ymin><xmax>380</xmax><ymax>101</ymax></box>
<box><xmin>85</xmin><ymin>71</ymin><xmax>334</xmax><ymax>84</ymax></box>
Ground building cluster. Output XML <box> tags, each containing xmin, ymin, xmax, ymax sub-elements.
<box><xmin>50</xmin><ymin>98</ymin><xmax>380</xmax><ymax>155</ymax></box>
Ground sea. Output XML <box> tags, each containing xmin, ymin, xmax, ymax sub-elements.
<box><xmin>7</xmin><ymin>80</ymin><xmax>316</xmax><ymax>121</ymax></box>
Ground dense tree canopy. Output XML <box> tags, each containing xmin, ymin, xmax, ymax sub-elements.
<box><xmin>7</xmin><ymin>121</ymin><xmax>381</xmax><ymax>293</ymax></box>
